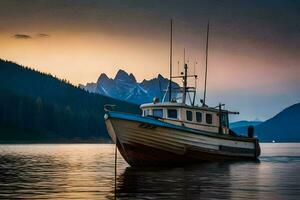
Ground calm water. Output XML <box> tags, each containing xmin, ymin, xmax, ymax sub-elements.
<box><xmin>0</xmin><ymin>144</ymin><xmax>299</xmax><ymax>199</ymax></box>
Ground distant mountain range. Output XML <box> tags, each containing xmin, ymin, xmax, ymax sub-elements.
<box><xmin>80</xmin><ymin>70</ymin><xmax>179</xmax><ymax>104</ymax></box>
<box><xmin>230</xmin><ymin>120</ymin><xmax>262</xmax><ymax>129</ymax></box>
<box><xmin>1</xmin><ymin>59</ymin><xmax>299</xmax><ymax>142</ymax></box>
<box><xmin>255</xmin><ymin>103</ymin><xmax>300</xmax><ymax>142</ymax></box>
<box><xmin>230</xmin><ymin>121</ymin><xmax>262</xmax><ymax>136</ymax></box>
<box><xmin>82</xmin><ymin>69</ymin><xmax>300</xmax><ymax>142</ymax></box>
<box><xmin>231</xmin><ymin>103</ymin><xmax>300</xmax><ymax>142</ymax></box>
<box><xmin>0</xmin><ymin>59</ymin><xmax>139</xmax><ymax>143</ymax></box>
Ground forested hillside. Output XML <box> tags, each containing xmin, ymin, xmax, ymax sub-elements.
<box><xmin>0</xmin><ymin>59</ymin><xmax>140</xmax><ymax>142</ymax></box>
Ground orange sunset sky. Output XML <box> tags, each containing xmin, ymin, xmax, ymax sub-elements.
<box><xmin>0</xmin><ymin>0</ymin><xmax>299</xmax><ymax>120</ymax></box>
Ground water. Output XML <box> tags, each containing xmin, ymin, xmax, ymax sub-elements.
<box><xmin>0</xmin><ymin>144</ymin><xmax>299</xmax><ymax>199</ymax></box>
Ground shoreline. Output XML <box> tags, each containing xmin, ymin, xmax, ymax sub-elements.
<box><xmin>0</xmin><ymin>139</ymin><xmax>112</xmax><ymax>144</ymax></box>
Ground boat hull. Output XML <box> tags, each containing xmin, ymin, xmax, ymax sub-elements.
<box><xmin>105</xmin><ymin>112</ymin><xmax>260</xmax><ymax>167</ymax></box>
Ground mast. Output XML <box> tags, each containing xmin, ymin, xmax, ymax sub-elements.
<box><xmin>192</xmin><ymin>60</ymin><xmax>197</xmax><ymax>106</ymax></box>
<box><xmin>182</xmin><ymin>62</ymin><xmax>188</xmax><ymax>104</ymax></box>
<box><xmin>203</xmin><ymin>21</ymin><xmax>210</xmax><ymax>106</ymax></box>
<box><xmin>183</xmin><ymin>48</ymin><xmax>186</xmax><ymax>65</ymax></box>
<box><xmin>168</xmin><ymin>19</ymin><xmax>173</xmax><ymax>102</ymax></box>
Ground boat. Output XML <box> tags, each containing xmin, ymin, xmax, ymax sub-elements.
<box><xmin>104</xmin><ymin>20</ymin><xmax>261</xmax><ymax>167</ymax></box>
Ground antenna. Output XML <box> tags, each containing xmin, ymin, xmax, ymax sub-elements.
<box><xmin>183</xmin><ymin>48</ymin><xmax>186</xmax><ymax>64</ymax></box>
<box><xmin>193</xmin><ymin>59</ymin><xmax>197</xmax><ymax>75</ymax></box>
<box><xmin>182</xmin><ymin>62</ymin><xmax>188</xmax><ymax>104</ymax></box>
<box><xmin>203</xmin><ymin>21</ymin><xmax>210</xmax><ymax>106</ymax></box>
<box><xmin>168</xmin><ymin>19</ymin><xmax>173</xmax><ymax>102</ymax></box>
<box><xmin>182</xmin><ymin>48</ymin><xmax>187</xmax><ymax>104</ymax></box>
<box><xmin>192</xmin><ymin>60</ymin><xmax>197</xmax><ymax>106</ymax></box>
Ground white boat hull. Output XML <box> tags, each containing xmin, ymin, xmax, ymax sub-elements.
<box><xmin>105</xmin><ymin>112</ymin><xmax>260</xmax><ymax>166</ymax></box>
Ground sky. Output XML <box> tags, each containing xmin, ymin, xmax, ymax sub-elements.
<box><xmin>0</xmin><ymin>0</ymin><xmax>299</xmax><ymax>121</ymax></box>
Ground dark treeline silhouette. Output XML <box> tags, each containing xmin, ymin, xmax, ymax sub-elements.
<box><xmin>0</xmin><ymin>59</ymin><xmax>140</xmax><ymax>143</ymax></box>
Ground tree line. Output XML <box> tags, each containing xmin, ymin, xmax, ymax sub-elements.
<box><xmin>0</xmin><ymin>59</ymin><xmax>139</xmax><ymax>142</ymax></box>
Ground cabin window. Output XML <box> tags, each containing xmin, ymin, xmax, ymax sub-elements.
<box><xmin>196</xmin><ymin>112</ymin><xmax>202</xmax><ymax>123</ymax></box>
<box><xmin>143</xmin><ymin>109</ymin><xmax>150</xmax><ymax>116</ymax></box>
<box><xmin>153</xmin><ymin>109</ymin><xmax>163</xmax><ymax>118</ymax></box>
<box><xmin>186</xmin><ymin>110</ymin><xmax>193</xmax><ymax>121</ymax></box>
<box><xmin>167</xmin><ymin>109</ymin><xmax>178</xmax><ymax>119</ymax></box>
<box><xmin>221</xmin><ymin>113</ymin><xmax>229</xmax><ymax>127</ymax></box>
<box><xmin>206</xmin><ymin>113</ymin><xmax>213</xmax><ymax>124</ymax></box>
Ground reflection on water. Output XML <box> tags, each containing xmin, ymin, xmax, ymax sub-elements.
<box><xmin>0</xmin><ymin>144</ymin><xmax>300</xmax><ymax>199</ymax></box>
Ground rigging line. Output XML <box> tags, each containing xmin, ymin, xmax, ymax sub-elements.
<box><xmin>168</xmin><ymin>19</ymin><xmax>173</xmax><ymax>101</ymax></box>
<box><xmin>162</xmin><ymin>82</ymin><xmax>169</xmax><ymax>102</ymax></box>
<box><xmin>158</xmin><ymin>80</ymin><xmax>162</xmax><ymax>100</ymax></box>
<box><xmin>114</xmin><ymin>140</ymin><xmax>117</xmax><ymax>200</ymax></box>
<box><xmin>193</xmin><ymin>76</ymin><xmax>197</xmax><ymax>106</ymax></box>
<box><xmin>194</xmin><ymin>60</ymin><xmax>197</xmax><ymax>75</ymax></box>
<box><xmin>203</xmin><ymin>21</ymin><xmax>210</xmax><ymax>106</ymax></box>
<box><xmin>183</xmin><ymin>48</ymin><xmax>186</xmax><ymax>65</ymax></box>
<box><xmin>193</xmin><ymin>60</ymin><xmax>198</xmax><ymax>106</ymax></box>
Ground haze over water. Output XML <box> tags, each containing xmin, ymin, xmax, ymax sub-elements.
<box><xmin>0</xmin><ymin>143</ymin><xmax>299</xmax><ymax>199</ymax></box>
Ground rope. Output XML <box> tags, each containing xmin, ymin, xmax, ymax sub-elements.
<box><xmin>114</xmin><ymin>142</ymin><xmax>117</xmax><ymax>200</ymax></box>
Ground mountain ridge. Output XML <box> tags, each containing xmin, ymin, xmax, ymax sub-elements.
<box><xmin>81</xmin><ymin>69</ymin><xmax>179</xmax><ymax>104</ymax></box>
<box><xmin>230</xmin><ymin>103</ymin><xmax>300</xmax><ymax>142</ymax></box>
<box><xmin>255</xmin><ymin>103</ymin><xmax>300</xmax><ymax>142</ymax></box>
<box><xmin>1</xmin><ymin>59</ymin><xmax>299</xmax><ymax>142</ymax></box>
<box><xmin>230</xmin><ymin>120</ymin><xmax>262</xmax><ymax>129</ymax></box>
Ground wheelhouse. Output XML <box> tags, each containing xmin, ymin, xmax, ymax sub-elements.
<box><xmin>139</xmin><ymin>45</ymin><xmax>239</xmax><ymax>136</ymax></box>
<box><xmin>140</xmin><ymin>102</ymin><xmax>232</xmax><ymax>135</ymax></box>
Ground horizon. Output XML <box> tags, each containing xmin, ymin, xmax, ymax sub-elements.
<box><xmin>1</xmin><ymin>0</ymin><xmax>299</xmax><ymax>121</ymax></box>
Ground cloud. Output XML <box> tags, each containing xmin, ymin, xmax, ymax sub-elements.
<box><xmin>13</xmin><ymin>33</ymin><xmax>50</xmax><ymax>39</ymax></box>
<box><xmin>37</xmin><ymin>33</ymin><xmax>50</xmax><ymax>38</ymax></box>
<box><xmin>13</xmin><ymin>34</ymin><xmax>32</xmax><ymax>39</ymax></box>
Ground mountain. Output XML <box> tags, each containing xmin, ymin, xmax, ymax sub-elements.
<box><xmin>1</xmin><ymin>59</ymin><xmax>299</xmax><ymax>143</ymax></box>
<box><xmin>230</xmin><ymin>120</ymin><xmax>262</xmax><ymax>129</ymax></box>
<box><xmin>0</xmin><ymin>59</ymin><xmax>140</xmax><ymax>143</ymax></box>
<box><xmin>230</xmin><ymin>120</ymin><xmax>262</xmax><ymax>135</ymax></box>
<box><xmin>255</xmin><ymin>103</ymin><xmax>300</xmax><ymax>142</ymax></box>
<box><xmin>231</xmin><ymin>104</ymin><xmax>300</xmax><ymax>142</ymax></box>
<box><xmin>230</xmin><ymin>120</ymin><xmax>262</xmax><ymax>136</ymax></box>
<box><xmin>80</xmin><ymin>70</ymin><xmax>179</xmax><ymax>104</ymax></box>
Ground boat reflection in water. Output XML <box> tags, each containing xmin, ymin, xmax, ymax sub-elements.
<box><xmin>1</xmin><ymin>144</ymin><xmax>299</xmax><ymax>199</ymax></box>
<box><xmin>116</xmin><ymin>161</ymin><xmax>265</xmax><ymax>200</ymax></box>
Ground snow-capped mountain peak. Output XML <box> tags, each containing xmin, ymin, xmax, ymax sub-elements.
<box><xmin>80</xmin><ymin>69</ymin><xmax>179</xmax><ymax>104</ymax></box>
<box><xmin>114</xmin><ymin>69</ymin><xmax>137</xmax><ymax>83</ymax></box>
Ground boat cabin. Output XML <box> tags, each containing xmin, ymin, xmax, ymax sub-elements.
<box><xmin>140</xmin><ymin>102</ymin><xmax>232</xmax><ymax>135</ymax></box>
<box><xmin>138</xmin><ymin>51</ymin><xmax>239</xmax><ymax>135</ymax></box>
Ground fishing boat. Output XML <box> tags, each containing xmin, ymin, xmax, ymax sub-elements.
<box><xmin>104</xmin><ymin>20</ymin><xmax>261</xmax><ymax>167</ymax></box>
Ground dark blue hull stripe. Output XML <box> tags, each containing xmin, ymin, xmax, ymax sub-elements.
<box><xmin>107</xmin><ymin>111</ymin><xmax>257</xmax><ymax>143</ymax></box>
